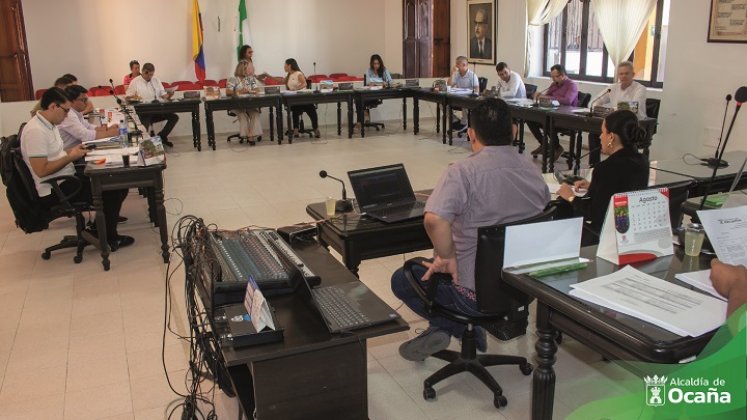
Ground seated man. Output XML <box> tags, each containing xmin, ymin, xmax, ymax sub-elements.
<box><xmin>447</xmin><ymin>55</ymin><xmax>480</xmax><ymax>129</ymax></box>
<box><xmin>21</xmin><ymin>88</ymin><xmax>133</xmax><ymax>250</ymax></box>
<box><xmin>391</xmin><ymin>98</ymin><xmax>550</xmax><ymax>361</ymax></box>
<box><xmin>526</xmin><ymin>64</ymin><xmax>578</xmax><ymax>161</ymax></box>
<box><xmin>494</xmin><ymin>62</ymin><xmax>526</xmax><ymax>99</ymax></box>
<box><xmin>587</xmin><ymin>61</ymin><xmax>647</xmax><ymax>166</ymax></box>
<box><xmin>125</xmin><ymin>62</ymin><xmax>178</xmax><ymax>147</ymax></box>
<box><xmin>58</xmin><ymin>85</ymin><xmax>120</xmax><ymax>151</ymax></box>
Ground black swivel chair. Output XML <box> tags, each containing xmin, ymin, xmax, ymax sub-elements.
<box><xmin>637</xmin><ymin>98</ymin><xmax>661</xmax><ymax>158</ymax></box>
<box><xmin>3</xmin><ymin>125</ymin><xmax>90</xmax><ymax>263</ymax></box>
<box><xmin>361</xmin><ymin>74</ymin><xmax>385</xmax><ymax>132</ymax></box>
<box><xmin>401</xmin><ymin>207</ymin><xmax>556</xmax><ymax>409</ymax></box>
<box><xmin>226</xmin><ymin>110</ymin><xmax>263</xmax><ymax>144</ymax></box>
<box><xmin>559</xmin><ymin>91</ymin><xmax>592</xmax><ymax>171</ymax></box>
<box><xmin>666</xmin><ymin>180</ymin><xmax>694</xmax><ymax>230</ymax></box>
<box><xmin>454</xmin><ymin>77</ymin><xmax>489</xmax><ymax>140</ymax></box>
<box><xmin>513</xmin><ymin>83</ymin><xmax>538</xmax><ymax>152</ymax></box>
<box><xmin>292</xmin><ymin>79</ymin><xmax>317</xmax><ymax>138</ymax></box>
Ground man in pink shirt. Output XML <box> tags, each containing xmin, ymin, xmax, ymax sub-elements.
<box><xmin>527</xmin><ymin>64</ymin><xmax>578</xmax><ymax>162</ymax></box>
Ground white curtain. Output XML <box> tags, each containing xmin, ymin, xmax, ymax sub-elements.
<box><xmin>524</xmin><ymin>0</ymin><xmax>567</xmax><ymax>77</ymax></box>
<box><xmin>591</xmin><ymin>0</ymin><xmax>657</xmax><ymax>75</ymax></box>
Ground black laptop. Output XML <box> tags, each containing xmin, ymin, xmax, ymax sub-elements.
<box><xmin>347</xmin><ymin>164</ymin><xmax>426</xmax><ymax>223</ymax></box>
<box><xmin>298</xmin><ymin>275</ymin><xmax>400</xmax><ymax>334</ymax></box>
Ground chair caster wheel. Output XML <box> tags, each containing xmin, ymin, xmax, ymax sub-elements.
<box><xmin>41</xmin><ymin>251</ymin><xmax>51</xmax><ymax>260</ymax></box>
<box><xmin>520</xmin><ymin>363</ymin><xmax>533</xmax><ymax>375</ymax></box>
<box><xmin>73</xmin><ymin>255</ymin><xmax>83</xmax><ymax>264</ymax></box>
<box><xmin>102</xmin><ymin>260</ymin><xmax>110</xmax><ymax>271</ymax></box>
<box><xmin>423</xmin><ymin>386</ymin><xmax>436</xmax><ymax>400</ymax></box>
<box><xmin>256</xmin><ymin>136</ymin><xmax>262</xmax><ymax>142</ymax></box>
<box><xmin>494</xmin><ymin>394</ymin><xmax>507</xmax><ymax>408</ymax></box>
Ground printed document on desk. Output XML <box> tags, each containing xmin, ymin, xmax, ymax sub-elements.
<box><xmin>569</xmin><ymin>265</ymin><xmax>727</xmax><ymax>337</ymax></box>
<box><xmin>447</xmin><ymin>87</ymin><xmax>474</xmax><ymax>95</ymax></box>
<box><xmin>697</xmin><ymin>205</ymin><xmax>747</xmax><ymax>266</ymax></box>
<box><xmin>674</xmin><ymin>270</ymin><xmax>726</xmax><ymax>301</ymax></box>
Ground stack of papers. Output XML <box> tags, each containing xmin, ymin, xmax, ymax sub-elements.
<box><xmin>447</xmin><ymin>87</ymin><xmax>474</xmax><ymax>95</ymax></box>
<box><xmin>569</xmin><ymin>266</ymin><xmax>727</xmax><ymax>337</ymax></box>
<box><xmin>674</xmin><ymin>270</ymin><xmax>726</xmax><ymax>301</ymax></box>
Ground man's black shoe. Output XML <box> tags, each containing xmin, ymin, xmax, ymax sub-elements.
<box><xmin>159</xmin><ymin>133</ymin><xmax>174</xmax><ymax>147</ymax></box>
<box><xmin>117</xmin><ymin>216</ymin><xmax>128</xmax><ymax>224</ymax></box>
<box><xmin>109</xmin><ymin>235</ymin><xmax>135</xmax><ymax>251</ymax></box>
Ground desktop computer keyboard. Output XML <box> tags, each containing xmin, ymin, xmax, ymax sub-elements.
<box><xmin>312</xmin><ymin>286</ymin><xmax>370</xmax><ymax>330</ymax></box>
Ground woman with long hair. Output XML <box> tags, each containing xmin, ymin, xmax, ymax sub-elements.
<box><xmin>284</xmin><ymin>58</ymin><xmax>319</xmax><ymax>138</ymax></box>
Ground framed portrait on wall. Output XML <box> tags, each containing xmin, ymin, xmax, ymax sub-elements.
<box><xmin>467</xmin><ymin>0</ymin><xmax>496</xmax><ymax>64</ymax></box>
<box><xmin>708</xmin><ymin>0</ymin><xmax>747</xmax><ymax>43</ymax></box>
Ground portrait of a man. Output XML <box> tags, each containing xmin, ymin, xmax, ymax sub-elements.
<box><xmin>467</xmin><ymin>1</ymin><xmax>495</xmax><ymax>64</ymax></box>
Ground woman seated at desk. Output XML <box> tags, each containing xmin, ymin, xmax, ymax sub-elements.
<box><xmin>355</xmin><ymin>54</ymin><xmax>393</xmax><ymax>133</ymax></box>
<box><xmin>556</xmin><ymin>110</ymin><xmax>649</xmax><ymax>245</ymax></box>
<box><xmin>284</xmin><ymin>58</ymin><xmax>320</xmax><ymax>138</ymax></box>
<box><xmin>227</xmin><ymin>59</ymin><xmax>263</xmax><ymax>145</ymax></box>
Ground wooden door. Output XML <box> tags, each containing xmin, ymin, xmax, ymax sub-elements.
<box><xmin>403</xmin><ymin>0</ymin><xmax>449</xmax><ymax>78</ymax></box>
<box><xmin>0</xmin><ymin>0</ymin><xmax>33</xmax><ymax>102</ymax></box>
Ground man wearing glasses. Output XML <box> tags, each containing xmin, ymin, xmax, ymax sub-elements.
<box><xmin>21</xmin><ymin>88</ymin><xmax>133</xmax><ymax>250</ymax></box>
<box><xmin>58</xmin><ymin>85</ymin><xmax>120</xmax><ymax>151</ymax></box>
<box><xmin>469</xmin><ymin>8</ymin><xmax>492</xmax><ymax>60</ymax></box>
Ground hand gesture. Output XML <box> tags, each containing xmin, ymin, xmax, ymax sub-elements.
<box><xmin>421</xmin><ymin>255</ymin><xmax>459</xmax><ymax>285</ymax></box>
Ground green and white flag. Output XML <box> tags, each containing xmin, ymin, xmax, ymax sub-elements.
<box><xmin>237</xmin><ymin>0</ymin><xmax>250</xmax><ymax>58</ymax></box>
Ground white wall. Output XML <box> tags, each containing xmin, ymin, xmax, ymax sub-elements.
<box><xmin>22</xmin><ymin>0</ymin><xmax>394</xmax><ymax>90</ymax></box>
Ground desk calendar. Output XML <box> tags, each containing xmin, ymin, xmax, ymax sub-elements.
<box><xmin>597</xmin><ymin>188</ymin><xmax>673</xmax><ymax>265</ymax></box>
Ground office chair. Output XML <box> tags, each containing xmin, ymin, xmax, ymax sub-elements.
<box><xmin>665</xmin><ymin>181</ymin><xmax>693</xmax><ymax>230</ymax></box>
<box><xmin>401</xmin><ymin>207</ymin><xmax>556</xmax><ymax>409</ymax></box>
<box><xmin>558</xmin><ymin>91</ymin><xmax>592</xmax><ymax>170</ymax></box>
<box><xmin>3</xmin><ymin>124</ymin><xmax>91</xmax><ymax>263</ymax></box>
<box><xmin>289</xmin><ymin>80</ymin><xmax>317</xmax><ymax>139</ymax></box>
<box><xmin>226</xmin><ymin>110</ymin><xmax>263</xmax><ymax>144</ymax></box>
<box><xmin>361</xmin><ymin>74</ymin><xmax>385</xmax><ymax>132</ymax></box>
<box><xmin>636</xmin><ymin>98</ymin><xmax>661</xmax><ymax>158</ymax></box>
<box><xmin>452</xmin><ymin>77</ymin><xmax>488</xmax><ymax>140</ymax></box>
<box><xmin>524</xmin><ymin>83</ymin><xmax>537</xmax><ymax>99</ymax></box>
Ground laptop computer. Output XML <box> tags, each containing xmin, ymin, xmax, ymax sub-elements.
<box><xmin>347</xmin><ymin>163</ymin><xmax>426</xmax><ymax>223</ymax></box>
<box><xmin>298</xmin><ymin>273</ymin><xmax>401</xmax><ymax>333</ymax></box>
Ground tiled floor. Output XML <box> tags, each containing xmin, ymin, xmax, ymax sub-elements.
<box><xmin>0</xmin><ymin>125</ymin><xmax>636</xmax><ymax>419</ymax></box>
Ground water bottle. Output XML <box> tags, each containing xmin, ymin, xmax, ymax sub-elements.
<box><xmin>119</xmin><ymin>120</ymin><xmax>128</xmax><ymax>146</ymax></box>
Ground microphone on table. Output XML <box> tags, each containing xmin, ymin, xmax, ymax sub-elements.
<box><xmin>109</xmin><ymin>78</ymin><xmax>124</xmax><ymax>106</ymax></box>
<box><xmin>109</xmin><ymin>78</ymin><xmax>141</xmax><ymax>138</ymax></box>
<box><xmin>699</xmin><ymin>86</ymin><xmax>747</xmax><ymax>210</ymax></box>
<box><xmin>319</xmin><ymin>170</ymin><xmax>354</xmax><ymax>212</ymax></box>
<box><xmin>554</xmin><ymin>146</ymin><xmax>602</xmax><ymax>182</ymax></box>
<box><xmin>701</xmin><ymin>93</ymin><xmax>733</xmax><ymax>168</ymax></box>
<box><xmin>589</xmin><ymin>88</ymin><xmax>611</xmax><ymax>110</ymax></box>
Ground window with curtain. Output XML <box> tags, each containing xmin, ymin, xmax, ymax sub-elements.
<box><xmin>543</xmin><ymin>0</ymin><xmax>669</xmax><ymax>88</ymax></box>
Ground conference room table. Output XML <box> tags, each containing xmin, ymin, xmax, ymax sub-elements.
<box><xmin>281</xmin><ymin>90</ymin><xmax>354</xmax><ymax>143</ymax></box>
<box><xmin>218</xmin><ymin>239</ymin><xmax>408</xmax><ymax>419</ymax></box>
<box><xmin>132</xmin><ymin>99</ymin><xmax>202</xmax><ymax>150</ymax></box>
<box><xmin>411</xmin><ymin>88</ymin><xmax>449</xmax><ymax>144</ymax></box>
<box><xmin>83</xmin><ymin>162</ymin><xmax>169</xmax><ymax>271</ymax></box>
<box><xmin>354</xmin><ymin>87</ymin><xmax>409</xmax><ymax>137</ymax></box>
<box><xmin>650</xmin><ymin>150</ymin><xmax>747</xmax><ymax>196</ymax></box>
<box><xmin>501</xmin><ymin>246</ymin><xmax>718</xmax><ymax>420</ymax></box>
<box><xmin>202</xmin><ymin>95</ymin><xmax>283</xmax><ymax>150</ymax></box>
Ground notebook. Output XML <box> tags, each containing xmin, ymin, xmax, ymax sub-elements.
<box><xmin>297</xmin><ymin>274</ymin><xmax>400</xmax><ymax>333</ymax></box>
<box><xmin>347</xmin><ymin>164</ymin><xmax>426</xmax><ymax>223</ymax></box>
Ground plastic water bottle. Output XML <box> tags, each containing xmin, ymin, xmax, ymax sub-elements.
<box><xmin>119</xmin><ymin>120</ymin><xmax>128</xmax><ymax>146</ymax></box>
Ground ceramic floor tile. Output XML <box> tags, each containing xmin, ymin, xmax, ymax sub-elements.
<box><xmin>0</xmin><ymin>364</ymin><xmax>66</xmax><ymax>405</ymax></box>
<box><xmin>0</xmin><ymin>131</ymin><xmax>611</xmax><ymax>419</ymax></box>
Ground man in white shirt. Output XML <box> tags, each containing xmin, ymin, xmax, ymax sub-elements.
<box><xmin>447</xmin><ymin>56</ymin><xmax>480</xmax><ymax>129</ymax></box>
<box><xmin>587</xmin><ymin>61</ymin><xmax>647</xmax><ymax>165</ymax></box>
<box><xmin>125</xmin><ymin>62</ymin><xmax>178</xmax><ymax>147</ymax></box>
<box><xmin>22</xmin><ymin>88</ymin><xmax>133</xmax><ymax>249</ymax></box>
<box><xmin>494</xmin><ymin>62</ymin><xmax>526</xmax><ymax>99</ymax></box>
<box><xmin>58</xmin><ymin>85</ymin><xmax>120</xmax><ymax>151</ymax></box>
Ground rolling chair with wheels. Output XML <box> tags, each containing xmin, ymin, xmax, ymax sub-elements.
<box><xmin>513</xmin><ymin>84</ymin><xmax>538</xmax><ymax>152</ymax></box>
<box><xmin>559</xmin><ymin>91</ymin><xmax>592</xmax><ymax>170</ymax></box>
<box><xmin>226</xmin><ymin>110</ymin><xmax>263</xmax><ymax>144</ymax></box>
<box><xmin>360</xmin><ymin>74</ymin><xmax>385</xmax><ymax>132</ymax></box>
<box><xmin>401</xmin><ymin>206</ymin><xmax>556</xmax><ymax>409</ymax></box>
<box><xmin>3</xmin><ymin>127</ymin><xmax>91</xmax><ymax>264</ymax></box>
<box><xmin>454</xmin><ymin>77</ymin><xmax>489</xmax><ymax>140</ymax></box>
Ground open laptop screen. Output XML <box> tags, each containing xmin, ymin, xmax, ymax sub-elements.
<box><xmin>348</xmin><ymin>164</ymin><xmax>416</xmax><ymax>210</ymax></box>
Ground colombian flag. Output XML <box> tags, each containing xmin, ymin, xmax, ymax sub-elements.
<box><xmin>191</xmin><ymin>0</ymin><xmax>206</xmax><ymax>81</ymax></box>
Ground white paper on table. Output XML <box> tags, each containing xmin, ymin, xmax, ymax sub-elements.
<box><xmin>697</xmin><ymin>205</ymin><xmax>747</xmax><ymax>266</ymax></box>
<box><xmin>447</xmin><ymin>87</ymin><xmax>474</xmax><ymax>95</ymax></box>
<box><xmin>504</xmin><ymin>218</ymin><xmax>583</xmax><ymax>268</ymax></box>
<box><xmin>569</xmin><ymin>265</ymin><xmax>727</xmax><ymax>337</ymax></box>
<box><xmin>674</xmin><ymin>270</ymin><xmax>727</xmax><ymax>301</ymax></box>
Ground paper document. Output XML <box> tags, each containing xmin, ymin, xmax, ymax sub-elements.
<box><xmin>504</xmin><ymin>218</ymin><xmax>583</xmax><ymax>268</ymax></box>
<box><xmin>674</xmin><ymin>270</ymin><xmax>726</xmax><ymax>301</ymax></box>
<box><xmin>697</xmin><ymin>205</ymin><xmax>747</xmax><ymax>266</ymax></box>
<box><xmin>447</xmin><ymin>87</ymin><xmax>474</xmax><ymax>95</ymax></box>
<box><xmin>569</xmin><ymin>265</ymin><xmax>727</xmax><ymax>337</ymax></box>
